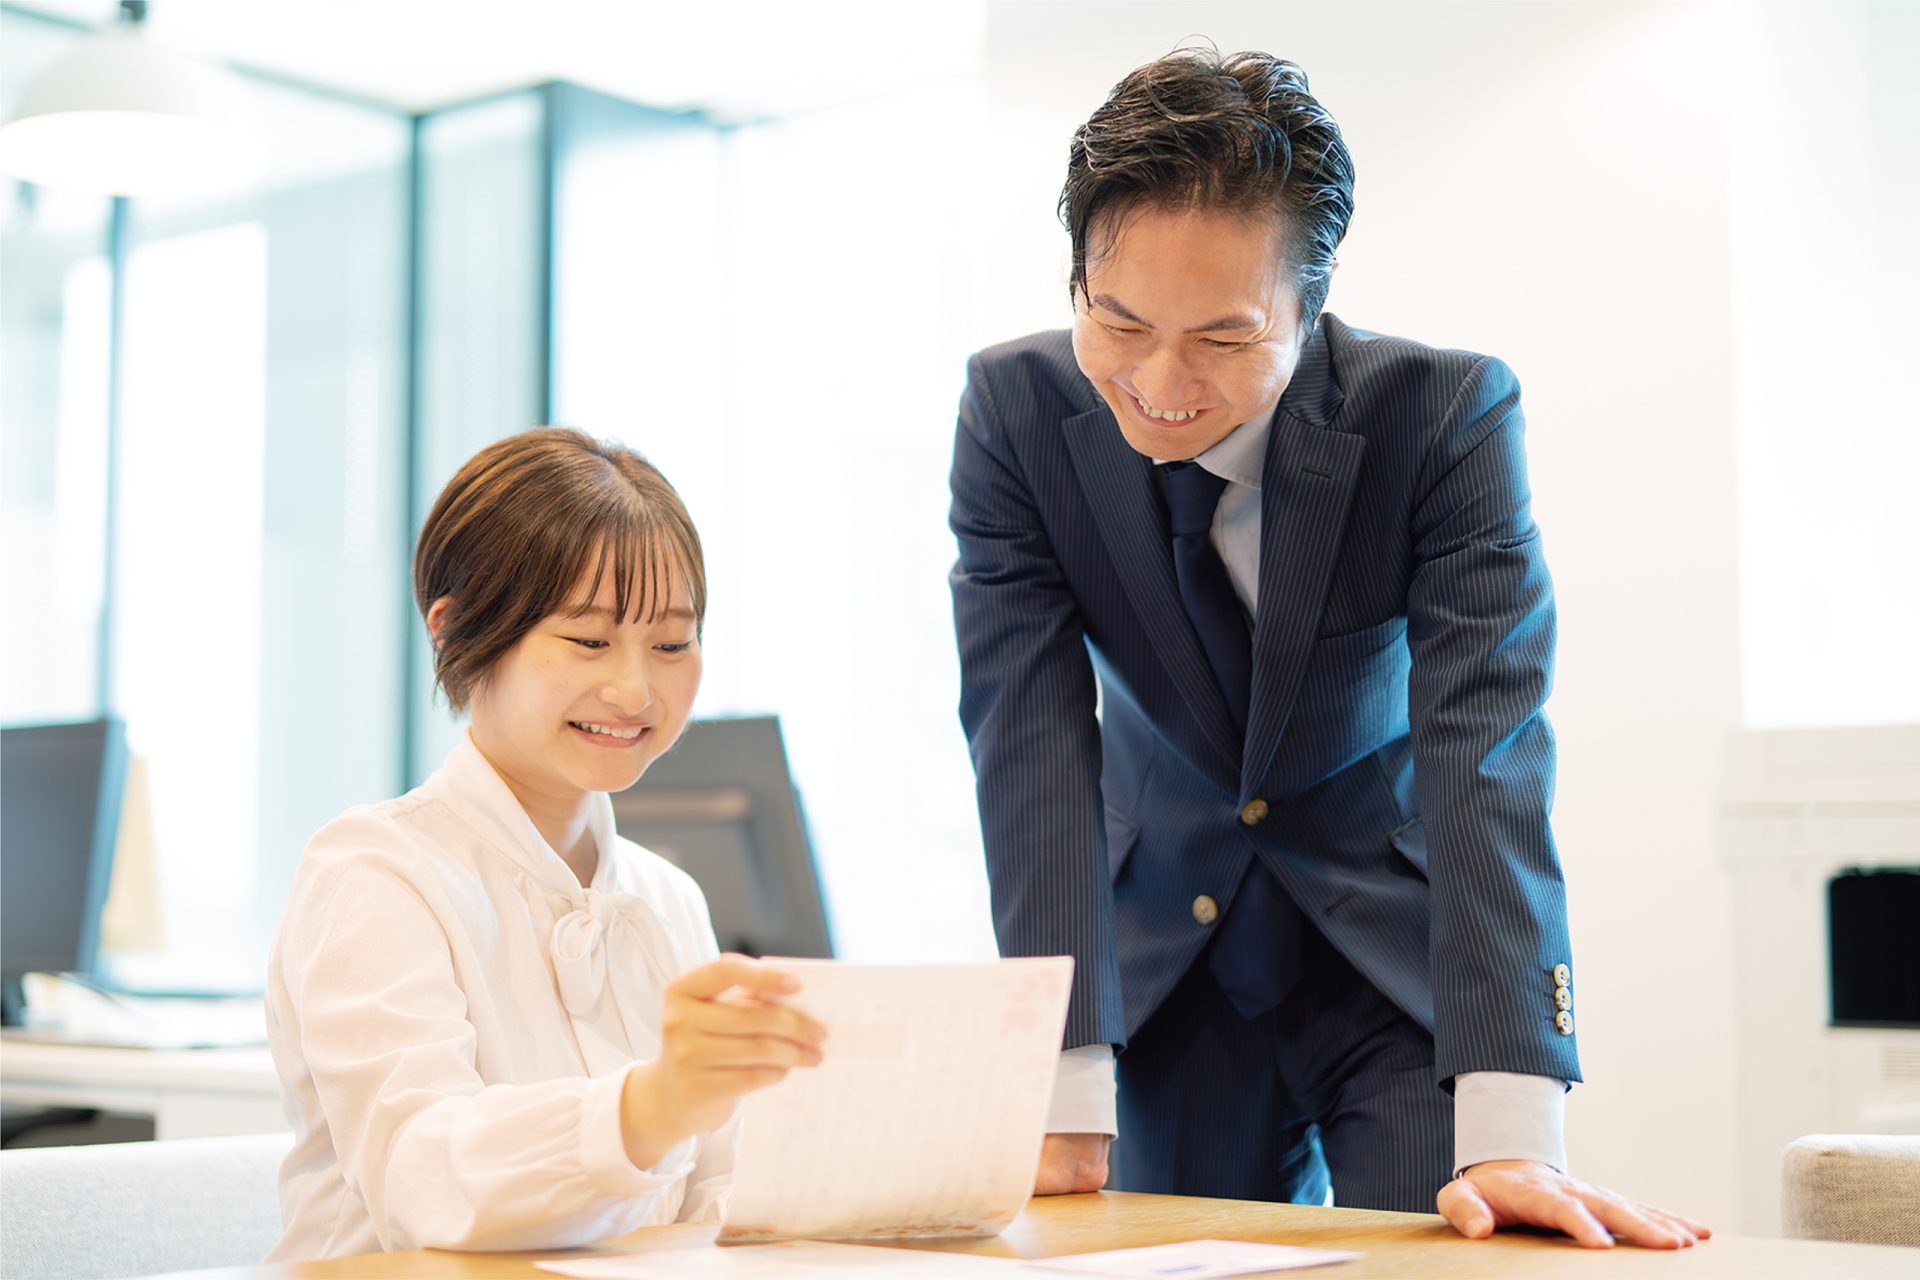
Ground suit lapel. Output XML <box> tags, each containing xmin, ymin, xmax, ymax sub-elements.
<box><xmin>1062</xmin><ymin>406</ymin><xmax>1241</xmax><ymax>778</ymax></box>
<box><xmin>1241</xmin><ymin>332</ymin><xmax>1364</xmax><ymax>791</ymax></box>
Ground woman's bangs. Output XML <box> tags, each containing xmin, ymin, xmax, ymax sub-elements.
<box><xmin>562</xmin><ymin>505</ymin><xmax>693</xmax><ymax>626</ymax></box>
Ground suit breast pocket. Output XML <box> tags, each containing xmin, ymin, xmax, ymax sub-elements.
<box><xmin>1105</xmin><ymin>804</ymin><xmax>1141</xmax><ymax>881</ymax></box>
<box><xmin>1311</xmin><ymin>615</ymin><xmax>1408</xmax><ymax>664</ymax></box>
<box><xmin>1281</xmin><ymin>619</ymin><xmax>1412</xmax><ymax>778</ymax></box>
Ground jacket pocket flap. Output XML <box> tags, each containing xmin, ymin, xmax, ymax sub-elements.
<box><xmin>1389</xmin><ymin>815</ymin><xmax>1429</xmax><ymax>876</ymax></box>
<box><xmin>1105</xmin><ymin>804</ymin><xmax>1141</xmax><ymax>878</ymax></box>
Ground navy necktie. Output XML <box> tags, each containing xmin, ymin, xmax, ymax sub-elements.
<box><xmin>1162</xmin><ymin>461</ymin><xmax>1251</xmax><ymax>734</ymax></box>
<box><xmin>1163</xmin><ymin>461</ymin><xmax>1305</xmax><ymax>1020</ymax></box>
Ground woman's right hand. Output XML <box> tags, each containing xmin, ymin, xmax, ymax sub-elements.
<box><xmin>619</xmin><ymin>954</ymin><xmax>826</xmax><ymax>1168</ymax></box>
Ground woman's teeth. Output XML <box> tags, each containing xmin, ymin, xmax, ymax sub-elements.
<box><xmin>573</xmin><ymin>721</ymin><xmax>641</xmax><ymax>739</ymax></box>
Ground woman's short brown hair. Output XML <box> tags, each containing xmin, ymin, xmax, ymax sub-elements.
<box><xmin>413</xmin><ymin>427</ymin><xmax>706</xmax><ymax>712</ymax></box>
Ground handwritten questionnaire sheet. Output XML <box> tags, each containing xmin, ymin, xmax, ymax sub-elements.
<box><xmin>718</xmin><ymin>957</ymin><xmax>1075</xmax><ymax>1242</ymax></box>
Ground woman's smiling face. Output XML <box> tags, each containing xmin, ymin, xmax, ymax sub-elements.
<box><xmin>1071</xmin><ymin>204</ymin><xmax>1308</xmax><ymax>461</ymax></box>
<box><xmin>461</xmin><ymin>557</ymin><xmax>703</xmax><ymax>803</ymax></box>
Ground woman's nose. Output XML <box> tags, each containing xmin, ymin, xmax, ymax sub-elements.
<box><xmin>599</xmin><ymin>656</ymin><xmax>654</xmax><ymax>718</ymax></box>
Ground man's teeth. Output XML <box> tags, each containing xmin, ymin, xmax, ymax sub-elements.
<box><xmin>574</xmin><ymin>721</ymin><xmax>642</xmax><ymax>739</ymax></box>
<box><xmin>1135</xmin><ymin>398</ymin><xmax>1196</xmax><ymax>422</ymax></box>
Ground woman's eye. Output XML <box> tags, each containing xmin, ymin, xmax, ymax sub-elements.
<box><xmin>656</xmin><ymin>642</ymin><xmax>696</xmax><ymax>654</ymax></box>
<box><xmin>569</xmin><ymin>638</ymin><xmax>609</xmax><ymax>651</ymax></box>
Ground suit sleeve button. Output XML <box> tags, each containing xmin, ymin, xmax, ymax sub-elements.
<box><xmin>1555</xmin><ymin>1009</ymin><xmax>1575</xmax><ymax>1036</ymax></box>
<box><xmin>1553</xmin><ymin>963</ymin><xmax>1571</xmax><ymax>987</ymax></box>
<box><xmin>1193</xmin><ymin>895</ymin><xmax>1219</xmax><ymax>925</ymax></box>
<box><xmin>1554</xmin><ymin>986</ymin><xmax>1573</xmax><ymax>1011</ymax></box>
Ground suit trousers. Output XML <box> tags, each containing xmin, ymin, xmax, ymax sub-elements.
<box><xmin>1112</xmin><ymin>917</ymin><xmax>1454</xmax><ymax>1212</ymax></box>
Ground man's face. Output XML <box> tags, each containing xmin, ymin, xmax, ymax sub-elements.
<box><xmin>1071</xmin><ymin>205</ymin><xmax>1308</xmax><ymax>461</ymax></box>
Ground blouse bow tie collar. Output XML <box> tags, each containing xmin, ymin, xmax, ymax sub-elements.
<box><xmin>550</xmin><ymin>887</ymin><xmax>672</xmax><ymax>1016</ymax></box>
<box><xmin>437</xmin><ymin>736</ymin><xmax>681</xmax><ymax>1073</ymax></box>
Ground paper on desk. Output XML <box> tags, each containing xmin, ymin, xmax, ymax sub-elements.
<box><xmin>537</xmin><ymin>1240</ymin><xmax>1024</xmax><ymax>1278</ymax></box>
<box><xmin>1024</xmin><ymin>1239</ymin><xmax>1363</xmax><ymax>1277</ymax></box>
<box><xmin>717</xmin><ymin>957</ymin><xmax>1074</xmax><ymax>1242</ymax></box>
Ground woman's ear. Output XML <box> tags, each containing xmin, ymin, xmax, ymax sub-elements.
<box><xmin>425</xmin><ymin>596</ymin><xmax>454</xmax><ymax>650</ymax></box>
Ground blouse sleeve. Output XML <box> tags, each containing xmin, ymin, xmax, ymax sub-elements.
<box><xmin>660</xmin><ymin>858</ymin><xmax>736</xmax><ymax>1223</ymax></box>
<box><xmin>274</xmin><ymin>850</ymin><xmax>692</xmax><ymax>1252</ymax></box>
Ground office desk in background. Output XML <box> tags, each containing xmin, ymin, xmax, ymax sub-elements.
<box><xmin>0</xmin><ymin>1037</ymin><xmax>284</xmax><ymax>1140</ymax></box>
<box><xmin>159</xmin><ymin>1192</ymin><xmax>1916</xmax><ymax>1279</ymax></box>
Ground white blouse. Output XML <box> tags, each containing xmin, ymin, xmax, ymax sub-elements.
<box><xmin>265</xmin><ymin>735</ymin><xmax>733</xmax><ymax>1259</ymax></box>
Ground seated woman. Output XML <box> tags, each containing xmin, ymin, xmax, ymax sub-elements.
<box><xmin>266</xmin><ymin>428</ymin><xmax>824</xmax><ymax>1258</ymax></box>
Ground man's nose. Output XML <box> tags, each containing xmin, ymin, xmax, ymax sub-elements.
<box><xmin>1132</xmin><ymin>345</ymin><xmax>1195</xmax><ymax>408</ymax></box>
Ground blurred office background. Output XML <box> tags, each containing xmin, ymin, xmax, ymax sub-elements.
<box><xmin>2</xmin><ymin>0</ymin><xmax>1914</xmax><ymax>1236</ymax></box>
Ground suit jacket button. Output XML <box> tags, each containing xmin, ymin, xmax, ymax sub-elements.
<box><xmin>1192</xmin><ymin>895</ymin><xmax>1219</xmax><ymax>925</ymax></box>
<box><xmin>1239</xmin><ymin>799</ymin><xmax>1269</xmax><ymax>826</ymax></box>
<box><xmin>1553</xmin><ymin>963</ymin><xmax>1572</xmax><ymax>987</ymax></box>
<box><xmin>1554</xmin><ymin>986</ymin><xmax>1573</xmax><ymax>1011</ymax></box>
<box><xmin>1555</xmin><ymin>1009</ymin><xmax>1575</xmax><ymax>1036</ymax></box>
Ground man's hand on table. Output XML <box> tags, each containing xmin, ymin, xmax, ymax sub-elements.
<box><xmin>1035</xmin><ymin>1132</ymin><xmax>1110</xmax><ymax>1194</ymax></box>
<box><xmin>1439</xmin><ymin>1160</ymin><xmax>1712</xmax><ymax>1249</ymax></box>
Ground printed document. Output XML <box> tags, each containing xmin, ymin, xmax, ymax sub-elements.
<box><xmin>718</xmin><ymin>957</ymin><xmax>1074</xmax><ymax>1241</ymax></box>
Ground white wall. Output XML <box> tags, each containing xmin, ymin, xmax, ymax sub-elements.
<box><xmin>977</xmin><ymin>0</ymin><xmax>1745</xmax><ymax>1227</ymax></box>
<box><xmin>1729</xmin><ymin>0</ymin><xmax>1920</xmax><ymax>728</ymax></box>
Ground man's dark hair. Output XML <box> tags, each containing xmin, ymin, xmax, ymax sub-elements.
<box><xmin>1060</xmin><ymin>47</ymin><xmax>1355</xmax><ymax>330</ymax></box>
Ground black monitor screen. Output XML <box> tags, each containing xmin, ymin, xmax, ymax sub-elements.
<box><xmin>1</xmin><ymin>719</ymin><xmax>128</xmax><ymax>1014</ymax></box>
<box><xmin>1829</xmin><ymin>866</ymin><xmax>1920</xmax><ymax>1028</ymax></box>
<box><xmin>610</xmin><ymin>715</ymin><xmax>832</xmax><ymax>959</ymax></box>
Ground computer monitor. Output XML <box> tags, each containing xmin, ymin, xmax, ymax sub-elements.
<box><xmin>1</xmin><ymin>718</ymin><xmax>129</xmax><ymax>1025</ymax></box>
<box><xmin>609</xmin><ymin>715</ymin><xmax>832</xmax><ymax>959</ymax></box>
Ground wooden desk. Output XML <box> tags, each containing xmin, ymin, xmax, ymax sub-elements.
<box><xmin>160</xmin><ymin>1191</ymin><xmax>1916</xmax><ymax>1279</ymax></box>
<box><xmin>0</xmin><ymin>1037</ymin><xmax>284</xmax><ymax>1139</ymax></box>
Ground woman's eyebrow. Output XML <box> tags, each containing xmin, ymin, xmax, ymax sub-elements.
<box><xmin>565</xmin><ymin>604</ymin><xmax>697</xmax><ymax>623</ymax></box>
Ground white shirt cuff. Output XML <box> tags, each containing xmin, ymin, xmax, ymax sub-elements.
<box><xmin>1045</xmin><ymin>1044</ymin><xmax>1118</xmax><ymax>1136</ymax></box>
<box><xmin>1452</xmin><ymin>1071</ymin><xmax>1568</xmax><ymax>1177</ymax></box>
<box><xmin>581</xmin><ymin>1066</ymin><xmax>699</xmax><ymax>1195</ymax></box>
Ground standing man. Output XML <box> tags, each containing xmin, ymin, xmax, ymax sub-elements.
<box><xmin>949</xmin><ymin>49</ymin><xmax>1707</xmax><ymax>1247</ymax></box>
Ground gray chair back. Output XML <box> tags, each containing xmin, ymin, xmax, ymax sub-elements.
<box><xmin>0</xmin><ymin>1132</ymin><xmax>290</xmax><ymax>1279</ymax></box>
<box><xmin>1781</xmin><ymin>1132</ymin><xmax>1920</xmax><ymax>1247</ymax></box>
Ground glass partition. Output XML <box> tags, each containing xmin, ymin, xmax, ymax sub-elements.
<box><xmin>0</xmin><ymin>15</ymin><xmax>113</xmax><ymax>726</ymax></box>
<box><xmin>99</xmin><ymin>59</ymin><xmax>411</xmax><ymax>990</ymax></box>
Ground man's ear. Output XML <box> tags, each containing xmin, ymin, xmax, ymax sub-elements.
<box><xmin>425</xmin><ymin>596</ymin><xmax>454</xmax><ymax>650</ymax></box>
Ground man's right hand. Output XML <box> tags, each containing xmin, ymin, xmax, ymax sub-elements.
<box><xmin>1035</xmin><ymin>1132</ymin><xmax>1111</xmax><ymax>1194</ymax></box>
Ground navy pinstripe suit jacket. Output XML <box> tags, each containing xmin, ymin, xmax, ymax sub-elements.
<box><xmin>949</xmin><ymin>316</ymin><xmax>1582</xmax><ymax>1088</ymax></box>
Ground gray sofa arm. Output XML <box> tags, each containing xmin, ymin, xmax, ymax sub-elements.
<box><xmin>1781</xmin><ymin>1133</ymin><xmax>1920</xmax><ymax>1247</ymax></box>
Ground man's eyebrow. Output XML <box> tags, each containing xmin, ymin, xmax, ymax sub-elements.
<box><xmin>1090</xmin><ymin>293</ymin><xmax>1151</xmax><ymax>326</ymax></box>
<box><xmin>1089</xmin><ymin>293</ymin><xmax>1260</xmax><ymax>334</ymax></box>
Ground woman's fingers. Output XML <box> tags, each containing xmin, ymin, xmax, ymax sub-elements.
<box><xmin>670</xmin><ymin>954</ymin><xmax>800</xmax><ymax>1002</ymax></box>
<box><xmin>681</xmin><ymin>1028</ymin><xmax>823</xmax><ymax>1072</ymax></box>
<box><xmin>680</xmin><ymin>995</ymin><xmax>826</xmax><ymax>1048</ymax></box>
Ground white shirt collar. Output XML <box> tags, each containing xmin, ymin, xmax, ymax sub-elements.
<box><xmin>1198</xmin><ymin>402</ymin><xmax>1274</xmax><ymax>495</ymax></box>
<box><xmin>1155</xmin><ymin>401</ymin><xmax>1276</xmax><ymax>490</ymax></box>
<box><xmin>433</xmin><ymin>731</ymin><xmax>620</xmax><ymax>898</ymax></box>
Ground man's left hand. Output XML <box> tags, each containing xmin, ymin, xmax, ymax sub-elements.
<box><xmin>1437</xmin><ymin>1160</ymin><xmax>1712</xmax><ymax>1249</ymax></box>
